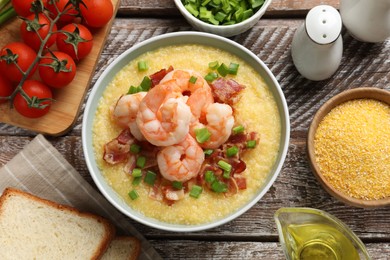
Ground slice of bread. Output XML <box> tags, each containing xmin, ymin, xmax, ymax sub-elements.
<box><xmin>0</xmin><ymin>187</ymin><xmax>115</xmax><ymax>260</ymax></box>
<box><xmin>102</xmin><ymin>236</ymin><xmax>141</xmax><ymax>260</ymax></box>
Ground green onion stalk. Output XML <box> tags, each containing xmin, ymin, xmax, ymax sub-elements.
<box><xmin>0</xmin><ymin>0</ymin><xmax>16</xmax><ymax>26</ymax></box>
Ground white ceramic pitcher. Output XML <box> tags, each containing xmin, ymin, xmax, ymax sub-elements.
<box><xmin>340</xmin><ymin>0</ymin><xmax>390</xmax><ymax>43</ymax></box>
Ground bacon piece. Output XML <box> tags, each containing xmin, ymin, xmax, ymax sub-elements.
<box><xmin>231</xmin><ymin>159</ymin><xmax>246</xmax><ymax>174</ymax></box>
<box><xmin>210</xmin><ymin>78</ymin><xmax>245</xmax><ymax>105</ymax></box>
<box><xmin>234</xmin><ymin>176</ymin><xmax>247</xmax><ymax>190</ymax></box>
<box><xmin>228</xmin><ymin>133</ymin><xmax>247</xmax><ymax>144</ymax></box>
<box><xmin>117</xmin><ymin>128</ymin><xmax>134</xmax><ymax>144</ymax></box>
<box><xmin>149</xmin><ymin>66</ymin><xmax>174</xmax><ymax>86</ymax></box>
<box><xmin>103</xmin><ymin>128</ymin><xmax>134</xmax><ymax>164</ymax></box>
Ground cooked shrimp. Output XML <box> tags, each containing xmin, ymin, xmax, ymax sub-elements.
<box><xmin>136</xmin><ymin>83</ymin><xmax>192</xmax><ymax>146</ymax></box>
<box><xmin>191</xmin><ymin>102</ymin><xmax>235</xmax><ymax>149</ymax></box>
<box><xmin>161</xmin><ymin>69</ymin><xmax>214</xmax><ymax>121</ymax></box>
<box><xmin>112</xmin><ymin>92</ymin><xmax>146</xmax><ymax>127</ymax></box>
<box><xmin>157</xmin><ymin>134</ymin><xmax>205</xmax><ymax>182</ymax></box>
<box><xmin>111</xmin><ymin>92</ymin><xmax>147</xmax><ymax>141</ymax></box>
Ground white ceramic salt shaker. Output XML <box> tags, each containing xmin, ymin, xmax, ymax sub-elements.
<box><xmin>340</xmin><ymin>0</ymin><xmax>390</xmax><ymax>43</ymax></box>
<box><xmin>291</xmin><ymin>5</ymin><xmax>343</xmax><ymax>81</ymax></box>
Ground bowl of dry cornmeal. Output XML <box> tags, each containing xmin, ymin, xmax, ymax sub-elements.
<box><xmin>307</xmin><ymin>87</ymin><xmax>390</xmax><ymax>208</ymax></box>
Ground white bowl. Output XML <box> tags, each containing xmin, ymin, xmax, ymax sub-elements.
<box><xmin>82</xmin><ymin>31</ymin><xmax>290</xmax><ymax>232</ymax></box>
<box><xmin>174</xmin><ymin>0</ymin><xmax>272</xmax><ymax>37</ymax></box>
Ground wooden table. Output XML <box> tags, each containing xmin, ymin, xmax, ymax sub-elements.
<box><xmin>1</xmin><ymin>0</ymin><xmax>389</xmax><ymax>258</ymax></box>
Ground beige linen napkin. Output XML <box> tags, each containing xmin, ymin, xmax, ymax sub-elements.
<box><xmin>0</xmin><ymin>134</ymin><xmax>161</xmax><ymax>260</ymax></box>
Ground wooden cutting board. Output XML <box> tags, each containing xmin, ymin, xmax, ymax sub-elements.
<box><xmin>0</xmin><ymin>0</ymin><xmax>120</xmax><ymax>136</ymax></box>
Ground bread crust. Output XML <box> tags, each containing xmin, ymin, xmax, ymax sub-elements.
<box><xmin>115</xmin><ymin>236</ymin><xmax>141</xmax><ymax>260</ymax></box>
<box><xmin>0</xmin><ymin>187</ymin><xmax>116</xmax><ymax>260</ymax></box>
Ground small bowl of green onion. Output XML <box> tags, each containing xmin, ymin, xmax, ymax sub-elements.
<box><xmin>174</xmin><ymin>0</ymin><xmax>272</xmax><ymax>37</ymax></box>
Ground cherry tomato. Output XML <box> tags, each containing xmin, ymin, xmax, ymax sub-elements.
<box><xmin>0</xmin><ymin>74</ymin><xmax>15</xmax><ymax>104</ymax></box>
<box><xmin>0</xmin><ymin>42</ymin><xmax>37</xmax><ymax>83</ymax></box>
<box><xmin>11</xmin><ymin>0</ymin><xmax>48</xmax><ymax>17</ymax></box>
<box><xmin>79</xmin><ymin>0</ymin><xmax>113</xmax><ymax>28</ymax></box>
<box><xmin>20</xmin><ymin>13</ymin><xmax>57</xmax><ymax>51</ymax></box>
<box><xmin>39</xmin><ymin>51</ymin><xmax>76</xmax><ymax>88</ymax></box>
<box><xmin>13</xmin><ymin>80</ymin><xmax>52</xmax><ymax>118</ymax></box>
<box><xmin>56</xmin><ymin>23</ymin><xmax>93</xmax><ymax>61</ymax></box>
<box><xmin>46</xmin><ymin>0</ymin><xmax>78</xmax><ymax>24</ymax></box>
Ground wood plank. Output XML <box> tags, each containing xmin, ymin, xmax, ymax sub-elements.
<box><xmin>0</xmin><ymin>0</ymin><xmax>121</xmax><ymax>136</ymax></box>
<box><xmin>117</xmin><ymin>0</ymin><xmax>339</xmax><ymax>17</ymax></box>
<box><xmin>149</xmin><ymin>241</ymin><xmax>389</xmax><ymax>259</ymax></box>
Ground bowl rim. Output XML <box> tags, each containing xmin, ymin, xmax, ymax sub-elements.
<box><xmin>307</xmin><ymin>87</ymin><xmax>390</xmax><ymax>208</ymax></box>
<box><xmin>173</xmin><ymin>0</ymin><xmax>272</xmax><ymax>30</ymax></box>
<box><xmin>82</xmin><ymin>31</ymin><xmax>290</xmax><ymax>232</ymax></box>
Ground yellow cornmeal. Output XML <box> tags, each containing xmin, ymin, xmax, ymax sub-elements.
<box><xmin>93</xmin><ymin>44</ymin><xmax>281</xmax><ymax>225</ymax></box>
<box><xmin>314</xmin><ymin>98</ymin><xmax>390</xmax><ymax>200</ymax></box>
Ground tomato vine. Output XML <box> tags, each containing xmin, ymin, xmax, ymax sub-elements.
<box><xmin>0</xmin><ymin>0</ymin><xmax>113</xmax><ymax>118</ymax></box>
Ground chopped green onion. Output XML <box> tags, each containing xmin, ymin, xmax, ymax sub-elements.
<box><xmin>181</xmin><ymin>0</ymin><xmax>263</xmax><ymax>26</ymax></box>
<box><xmin>201</xmin><ymin>0</ymin><xmax>211</xmax><ymax>6</ymax></box>
<box><xmin>211</xmin><ymin>181</ymin><xmax>228</xmax><ymax>193</ymax></box>
<box><xmin>130</xmin><ymin>144</ymin><xmax>141</xmax><ymax>154</ymax></box>
<box><xmin>128</xmin><ymin>85</ymin><xmax>141</xmax><ymax>94</ymax></box>
<box><xmin>242</xmin><ymin>9</ymin><xmax>254</xmax><ymax>20</ymax></box>
<box><xmin>137</xmin><ymin>61</ymin><xmax>148</xmax><ymax>71</ymax></box>
<box><xmin>205</xmin><ymin>170</ymin><xmax>216</xmax><ymax>183</ymax></box>
<box><xmin>250</xmin><ymin>0</ymin><xmax>265</xmax><ymax>9</ymax></box>
<box><xmin>226</xmin><ymin>146</ymin><xmax>239</xmax><ymax>157</ymax></box>
<box><xmin>144</xmin><ymin>171</ymin><xmax>157</xmax><ymax>186</ymax></box>
<box><xmin>132</xmin><ymin>168</ymin><xmax>142</xmax><ymax>177</ymax></box>
<box><xmin>140</xmin><ymin>76</ymin><xmax>152</xmax><ymax>91</ymax></box>
<box><xmin>136</xmin><ymin>156</ymin><xmax>146</xmax><ymax>168</ymax></box>
<box><xmin>204</xmin><ymin>72</ymin><xmax>218</xmax><ymax>82</ymax></box>
<box><xmin>128</xmin><ymin>190</ymin><xmax>139</xmax><ymax>200</ymax></box>
<box><xmin>214</xmin><ymin>11</ymin><xmax>227</xmax><ymax>22</ymax></box>
<box><xmin>208</xmin><ymin>16</ymin><xmax>219</xmax><ymax>25</ymax></box>
<box><xmin>195</xmin><ymin>128</ymin><xmax>211</xmax><ymax>144</ymax></box>
<box><xmin>204</xmin><ymin>149</ymin><xmax>214</xmax><ymax>156</ymax></box>
<box><xmin>228</xmin><ymin>62</ymin><xmax>239</xmax><ymax>75</ymax></box>
<box><xmin>189</xmin><ymin>185</ymin><xmax>203</xmax><ymax>198</ymax></box>
<box><xmin>233</xmin><ymin>125</ymin><xmax>245</xmax><ymax>134</ymax></box>
<box><xmin>132</xmin><ymin>176</ymin><xmax>142</xmax><ymax>186</ymax></box>
<box><xmin>208</xmin><ymin>61</ymin><xmax>219</xmax><ymax>69</ymax></box>
<box><xmin>172</xmin><ymin>181</ymin><xmax>183</xmax><ymax>189</ymax></box>
<box><xmin>189</xmin><ymin>76</ymin><xmax>197</xmax><ymax>84</ymax></box>
<box><xmin>185</xmin><ymin>3</ymin><xmax>199</xmax><ymax>17</ymax></box>
<box><xmin>217</xmin><ymin>63</ymin><xmax>229</xmax><ymax>77</ymax></box>
<box><xmin>223</xmin><ymin>170</ymin><xmax>231</xmax><ymax>179</ymax></box>
<box><xmin>247</xmin><ymin>140</ymin><xmax>257</xmax><ymax>148</ymax></box>
<box><xmin>218</xmin><ymin>160</ymin><xmax>232</xmax><ymax>173</ymax></box>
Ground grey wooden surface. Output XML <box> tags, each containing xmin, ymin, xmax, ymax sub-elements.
<box><xmin>0</xmin><ymin>1</ymin><xmax>389</xmax><ymax>259</ymax></box>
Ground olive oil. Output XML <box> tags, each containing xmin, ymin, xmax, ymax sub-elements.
<box><xmin>286</xmin><ymin>223</ymin><xmax>360</xmax><ymax>260</ymax></box>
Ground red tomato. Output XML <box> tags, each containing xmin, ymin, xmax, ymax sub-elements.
<box><xmin>13</xmin><ymin>80</ymin><xmax>52</xmax><ymax>118</ymax></box>
<box><xmin>80</xmin><ymin>0</ymin><xmax>113</xmax><ymax>28</ymax></box>
<box><xmin>38</xmin><ymin>51</ymin><xmax>76</xmax><ymax>88</ymax></box>
<box><xmin>0</xmin><ymin>74</ymin><xmax>15</xmax><ymax>104</ymax></box>
<box><xmin>11</xmin><ymin>0</ymin><xmax>48</xmax><ymax>17</ymax></box>
<box><xmin>47</xmin><ymin>0</ymin><xmax>78</xmax><ymax>24</ymax></box>
<box><xmin>0</xmin><ymin>42</ymin><xmax>37</xmax><ymax>83</ymax></box>
<box><xmin>56</xmin><ymin>23</ymin><xmax>93</xmax><ymax>61</ymax></box>
<box><xmin>20</xmin><ymin>13</ymin><xmax>57</xmax><ymax>51</ymax></box>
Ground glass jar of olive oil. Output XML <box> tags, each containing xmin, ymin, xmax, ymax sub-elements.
<box><xmin>274</xmin><ymin>208</ymin><xmax>370</xmax><ymax>260</ymax></box>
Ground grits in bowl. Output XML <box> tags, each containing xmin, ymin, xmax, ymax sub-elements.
<box><xmin>92</xmin><ymin>44</ymin><xmax>281</xmax><ymax>225</ymax></box>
